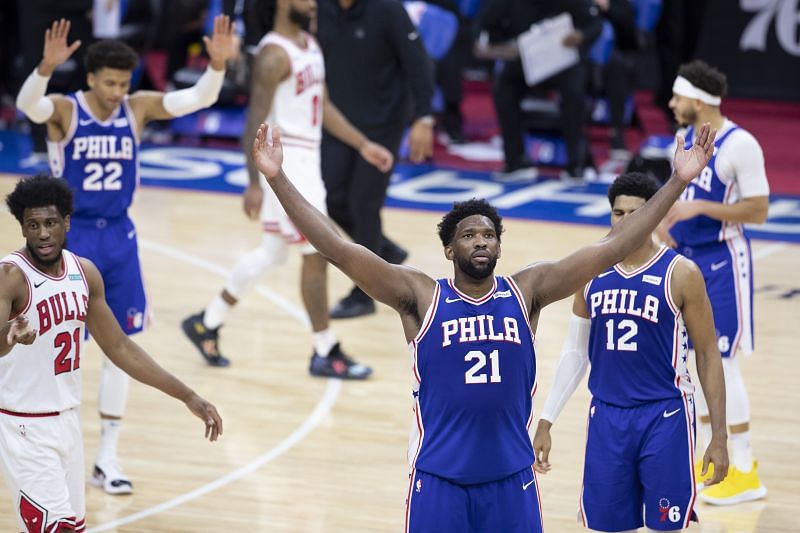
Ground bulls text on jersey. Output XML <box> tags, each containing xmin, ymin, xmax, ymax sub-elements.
<box><xmin>36</xmin><ymin>291</ymin><xmax>89</xmax><ymax>334</ymax></box>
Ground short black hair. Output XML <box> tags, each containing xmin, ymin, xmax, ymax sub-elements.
<box><xmin>6</xmin><ymin>174</ymin><xmax>74</xmax><ymax>224</ymax></box>
<box><xmin>678</xmin><ymin>60</ymin><xmax>727</xmax><ymax>98</ymax></box>
<box><xmin>85</xmin><ymin>40</ymin><xmax>139</xmax><ymax>73</ymax></box>
<box><xmin>608</xmin><ymin>172</ymin><xmax>661</xmax><ymax>207</ymax></box>
<box><xmin>437</xmin><ymin>198</ymin><xmax>504</xmax><ymax>246</ymax></box>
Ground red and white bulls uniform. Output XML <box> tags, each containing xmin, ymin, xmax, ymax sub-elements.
<box><xmin>0</xmin><ymin>250</ymin><xmax>88</xmax><ymax>532</ymax></box>
<box><xmin>257</xmin><ymin>30</ymin><xmax>327</xmax><ymax>243</ymax></box>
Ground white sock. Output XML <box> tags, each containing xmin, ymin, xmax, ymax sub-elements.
<box><xmin>204</xmin><ymin>295</ymin><xmax>231</xmax><ymax>330</ymax></box>
<box><xmin>97</xmin><ymin>419</ymin><xmax>122</xmax><ymax>463</ymax></box>
<box><xmin>313</xmin><ymin>329</ymin><xmax>337</xmax><ymax>357</ymax></box>
<box><xmin>730</xmin><ymin>431</ymin><xmax>753</xmax><ymax>472</ymax></box>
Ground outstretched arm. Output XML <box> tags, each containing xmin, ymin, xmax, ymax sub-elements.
<box><xmin>252</xmin><ymin>124</ymin><xmax>432</xmax><ymax>312</ymax></box>
<box><xmin>0</xmin><ymin>264</ymin><xmax>37</xmax><ymax>357</ymax></box>
<box><xmin>322</xmin><ymin>86</ymin><xmax>394</xmax><ymax>173</ymax></box>
<box><xmin>131</xmin><ymin>15</ymin><xmax>238</xmax><ymax>123</ymax></box>
<box><xmin>675</xmin><ymin>258</ymin><xmax>728</xmax><ymax>485</ymax></box>
<box><xmin>82</xmin><ymin>259</ymin><xmax>223</xmax><ymax>441</ymax></box>
<box><xmin>514</xmin><ymin>124</ymin><xmax>717</xmax><ymax>311</ymax></box>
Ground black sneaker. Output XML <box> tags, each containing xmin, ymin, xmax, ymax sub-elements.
<box><xmin>309</xmin><ymin>343</ymin><xmax>372</xmax><ymax>380</ymax></box>
<box><xmin>330</xmin><ymin>292</ymin><xmax>376</xmax><ymax>319</ymax></box>
<box><xmin>181</xmin><ymin>312</ymin><xmax>231</xmax><ymax>367</ymax></box>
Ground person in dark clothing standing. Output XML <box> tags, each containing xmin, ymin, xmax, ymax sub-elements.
<box><xmin>317</xmin><ymin>0</ymin><xmax>435</xmax><ymax>319</ymax></box>
<box><xmin>478</xmin><ymin>0</ymin><xmax>602</xmax><ymax>181</ymax></box>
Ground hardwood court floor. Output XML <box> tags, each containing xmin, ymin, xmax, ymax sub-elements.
<box><xmin>0</xmin><ymin>176</ymin><xmax>798</xmax><ymax>532</ymax></box>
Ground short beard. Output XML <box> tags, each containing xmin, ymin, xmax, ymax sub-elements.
<box><xmin>679</xmin><ymin>108</ymin><xmax>698</xmax><ymax>127</ymax></box>
<box><xmin>456</xmin><ymin>254</ymin><xmax>497</xmax><ymax>280</ymax></box>
<box><xmin>26</xmin><ymin>241</ymin><xmax>64</xmax><ymax>267</ymax></box>
<box><xmin>289</xmin><ymin>8</ymin><xmax>312</xmax><ymax>31</ymax></box>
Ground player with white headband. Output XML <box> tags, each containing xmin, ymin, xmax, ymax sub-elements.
<box><xmin>662</xmin><ymin>60</ymin><xmax>770</xmax><ymax>506</ymax></box>
<box><xmin>15</xmin><ymin>16</ymin><xmax>239</xmax><ymax>495</ymax></box>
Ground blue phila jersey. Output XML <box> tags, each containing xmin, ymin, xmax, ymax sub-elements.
<box><xmin>408</xmin><ymin>276</ymin><xmax>537</xmax><ymax>485</ymax></box>
<box><xmin>47</xmin><ymin>91</ymin><xmax>140</xmax><ymax>219</ymax></box>
<box><xmin>584</xmin><ymin>247</ymin><xmax>694</xmax><ymax>407</ymax></box>
<box><xmin>669</xmin><ymin>124</ymin><xmax>742</xmax><ymax>248</ymax></box>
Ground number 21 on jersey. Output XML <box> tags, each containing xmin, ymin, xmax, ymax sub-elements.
<box><xmin>465</xmin><ymin>349</ymin><xmax>502</xmax><ymax>384</ymax></box>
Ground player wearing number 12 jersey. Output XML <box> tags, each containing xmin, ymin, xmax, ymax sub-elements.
<box><xmin>0</xmin><ymin>175</ymin><xmax>222</xmax><ymax>532</ymax></box>
<box><xmin>248</xmin><ymin>119</ymin><xmax>718</xmax><ymax>531</ymax></box>
<box><xmin>533</xmin><ymin>173</ymin><xmax>729</xmax><ymax>532</ymax></box>
<box><xmin>15</xmin><ymin>16</ymin><xmax>238</xmax><ymax>494</ymax></box>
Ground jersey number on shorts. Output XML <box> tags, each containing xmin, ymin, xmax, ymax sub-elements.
<box><xmin>605</xmin><ymin>319</ymin><xmax>638</xmax><ymax>351</ymax></box>
<box><xmin>465</xmin><ymin>349</ymin><xmax>502</xmax><ymax>384</ymax></box>
<box><xmin>54</xmin><ymin>328</ymin><xmax>81</xmax><ymax>375</ymax></box>
<box><xmin>83</xmin><ymin>162</ymin><xmax>123</xmax><ymax>191</ymax></box>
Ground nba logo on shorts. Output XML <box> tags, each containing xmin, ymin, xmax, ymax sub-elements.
<box><xmin>416</xmin><ymin>479</ymin><xmax>422</xmax><ymax>493</ymax></box>
<box><xmin>127</xmin><ymin>308</ymin><xmax>143</xmax><ymax>330</ymax></box>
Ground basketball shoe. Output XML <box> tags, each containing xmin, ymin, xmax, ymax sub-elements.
<box><xmin>309</xmin><ymin>343</ymin><xmax>372</xmax><ymax>380</ymax></box>
<box><xmin>699</xmin><ymin>460</ymin><xmax>767</xmax><ymax>505</ymax></box>
<box><xmin>181</xmin><ymin>312</ymin><xmax>231</xmax><ymax>367</ymax></box>
<box><xmin>91</xmin><ymin>458</ymin><xmax>133</xmax><ymax>495</ymax></box>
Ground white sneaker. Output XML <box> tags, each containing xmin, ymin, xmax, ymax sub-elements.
<box><xmin>91</xmin><ymin>458</ymin><xmax>133</xmax><ymax>495</ymax></box>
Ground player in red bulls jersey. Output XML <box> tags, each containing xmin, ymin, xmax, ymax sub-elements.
<box><xmin>533</xmin><ymin>172</ymin><xmax>729</xmax><ymax>532</ymax></box>
<box><xmin>246</xmin><ymin>121</ymin><xmax>715</xmax><ymax>532</ymax></box>
<box><xmin>0</xmin><ymin>175</ymin><xmax>222</xmax><ymax>533</ymax></box>
<box><xmin>15</xmin><ymin>16</ymin><xmax>238</xmax><ymax>493</ymax></box>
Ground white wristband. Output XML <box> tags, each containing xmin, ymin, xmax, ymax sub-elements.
<box><xmin>16</xmin><ymin>69</ymin><xmax>55</xmax><ymax>124</ymax></box>
<box><xmin>162</xmin><ymin>66</ymin><xmax>225</xmax><ymax>117</ymax></box>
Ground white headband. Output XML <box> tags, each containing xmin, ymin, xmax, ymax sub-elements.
<box><xmin>672</xmin><ymin>76</ymin><xmax>721</xmax><ymax>106</ymax></box>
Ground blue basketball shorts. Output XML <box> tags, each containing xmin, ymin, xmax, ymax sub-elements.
<box><xmin>678</xmin><ymin>235</ymin><xmax>754</xmax><ymax>357</ymax></box>
<box><xmin>67</xmin><ymin>215</ymin><xmax>147</xmax><ymax>335</ymax></box>
<box><xmin>405</xmin><ymin>467</ymin><xmax>543</xmax><ymax>533</ymax></box>
<box><xmin>580</xmin><ymin>396</ymin><xmax>698</xmax><ymax>532</ymax></box>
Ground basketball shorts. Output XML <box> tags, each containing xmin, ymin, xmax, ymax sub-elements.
<box><xmin>68</xmin><ymin>215</ymin><xmax>148</xmax><ymax>335</ymax></box>
<box><xmin>405</xmin><ymin>467</ymin><xmax>543</xmax><ymax>533</ymax></box>
<box><xmin>0</xmin><ymin>408</ymin><xmax>86</xmax><ymax>532</ymax></box>
<box><xmin>678</xmin><ymin>235</ymin><xmax>754</xmax><ymax>357</ymax></box>
<box><xmin>260</xmin><ymin>144</ymin><xmax>327</xmax><ymax>244</ymax></box>
<box><xmin>581</xmin><ymin>396</ymin><xmax>697</xmax><ymax>532</ymax></box>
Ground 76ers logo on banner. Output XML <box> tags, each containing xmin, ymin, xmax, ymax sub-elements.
<box><xmin>658</xmin><ymin>498</ymin><xmax>681</xmax><ymax>523</ymax></box>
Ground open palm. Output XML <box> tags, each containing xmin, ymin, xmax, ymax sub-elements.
<box><xmin>673</xmin><ymin>122</ymin><xmax>717</xmax><ymax>183</ymax></box>
<box><xmin>252</xmin><ymin>124</ymin><xmax>284</xmax><ymax>180</ymax></box>
<box><xmin>42</xmin><ymin>19</ymin><xmax>81</xmax><ymax>69</ymax></box>
<box><xmin>204</xmin><ymin>14</ymin><xmax>240</xmax><ymax>65</ymax></box>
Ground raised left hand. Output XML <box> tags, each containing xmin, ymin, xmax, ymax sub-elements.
<box><xmin>204</xmin><ymin>14</ymin><xmax>240</xmax><ymax>69</ymax></box>
<box><xmin>359</xmin><ymin>141</ymin><xmax>394</xmax><ymax>172</ymax></box>
<box><xmin>673</xmin><ymin>123</ymin><xmax>716</xmax><ymax>184</ymax></box>
<box><xmin>185</xmin><ymin>393</ymin><xmax>224</xmax><ymax>441</ymax></box>
<box><xmin>252</xmin><ymin>123</ymin><xmax>284</xmax><ymax>180</ymax></box>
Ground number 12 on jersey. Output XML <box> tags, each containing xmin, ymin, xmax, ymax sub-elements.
<box><xmin>465</xmin><ymin>349</ymin><xmax>502</xmax><ymax>384</ymax></box>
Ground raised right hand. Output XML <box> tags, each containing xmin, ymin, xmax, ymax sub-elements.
<box><xmin>41</xmin><ymin>19</ymin><xmax>82</xmax><ymax>74</ymax></box>
<box><xmin>252</xmin><ymin>123</ymin><xmax>284</xmax><ymax>180</ymax></box>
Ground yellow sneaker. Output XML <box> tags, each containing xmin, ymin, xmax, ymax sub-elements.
<box><xmin>694</xmin><ymin>459</ymin><xmax>714</xmax><ymax>489</ymax></box>
<box><xmin>700</xmin><ymin>461</ymin><xmax>767</xmax><ymax>505</ymax></box>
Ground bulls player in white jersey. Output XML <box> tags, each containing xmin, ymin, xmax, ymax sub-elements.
<box><xmin>245</xmin><ymin>121</ymin><xmax>715</xmax><ymax>531</ymax></box>
<box><xmin>0</xmin><ymin>175</ymin><xmax>222</xmax><ymax>533</ymax></box>
<box><xmin>182</xmin><ymin>0</ymin><xmax>393</xmax><ymax>378</ymax></box>
<box><xmin>15</xmin><ymin>17</ymin><xmax>238</xmax><ymax>493</ymax></box>
<box><xmin>532</xmin><ymin>173</ymin><xmax>729</xmax><ymax>532</ymax></box>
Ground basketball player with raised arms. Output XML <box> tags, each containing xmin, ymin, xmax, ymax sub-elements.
<box><xmin>0</xmin><ymin>175</ymin><xmax>222</xmax><ymax>533</ymax></box>
<box><xmin>663</xmin><ymin>60</ymin><xmax>769</xmax><ymax>505</ymax></box>
<box><xmin>183</xmin><ymin>0</ymin><xmax>393</xmax><ymax>379</ymax></box>
<box><xmin>246</xmin><ymin>120</ymin><xmax>715</xmax><ymax>531</ymax></box>
<box><xmin>532</xmin><ymin>172</ymin><xmax>729</xmax><ymax>532</ymax></box>
<box><xmin>14</xmin><ymin>16</ymin><xmax>237</xmax><ymax>494</ymax></box>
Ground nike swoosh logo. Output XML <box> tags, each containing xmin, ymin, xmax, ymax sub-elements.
<box><xmin>34</xmin><ymin>280</ymin><xmax>46</xmax><ymax>288</ymax></box>
<box><xmin>522</xmin><ymin>479</ymin><xmax>535</xmax><ymax>491</ymax></box>
<box><xmin>445</xmin><ymin>297</ymin><xmax>461</xmax><ymax>303</ymax></box>
<box><xmin>663</xmin><ymin>408</ymin><xmax>681</xmax><ymax>418</ymax></box>
<box><xmin>79</xmin><ymin>118</ymin><xmax>94</xmax><ymax>126</ymax></box>
<box><xmin>710</xmin><ymin>260</ymin><xmax>728</xmax><ymax>271</ymax></box>
<box><xmin>598</xmin><ymin>271</ymin><xmax>613</xmax><ymax>278</ymax></box>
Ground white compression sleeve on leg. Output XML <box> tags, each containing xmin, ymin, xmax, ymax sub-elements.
<box><xmin>539</xmin><ymin>314</ymin><xmax>591</xmax><ymax>423</ymax></box>
<box><xmin>223</xmin><ymin>233</ymin><xmax>288</xmax><ymax>299</ymax></box>
<box><xmin>16</xmin><ymin>69</ymin><xmax>54</xmax><ymax>123</ymax></box>
<box><xmin>722</xmin><ymin>356</ymin><xmax>751</xmax><ymax>425</ymax></box>
<box><xmin>98</xmin><ymin>356</ymin><xmax>130</xmax><ymax>418</ymax></box>
<box><xmin>162</xmin><ymin>66</ymin><xmax>225</xmax><ymax>117</ymax></box>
